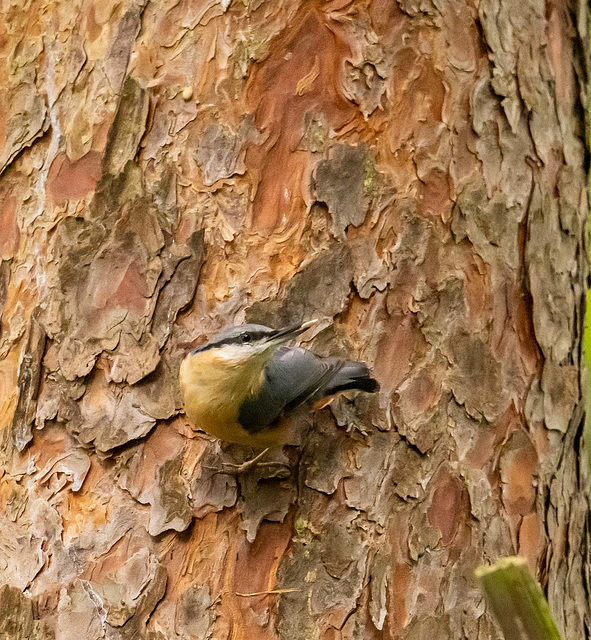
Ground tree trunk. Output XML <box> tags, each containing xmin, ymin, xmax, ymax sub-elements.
<box><xmin>0</xmin><ymin>0</ymin><xmax>589</xmax><ymax>639</ymax></box>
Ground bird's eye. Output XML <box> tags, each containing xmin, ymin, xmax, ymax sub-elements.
<box><xmin>240</xmin><ymin>333</ymin><xmax>251</xmax><ymax>343</ymax></box>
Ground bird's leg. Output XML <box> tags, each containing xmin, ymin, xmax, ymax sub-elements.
<box><xmin>217</xmin><ymin>448</ymin><xmax>270</xmax><ymax>474</ymax></box>
<box><xmin>214</xmin><ymin>448</ymin><xmax>291</xmax><ymax>477</ymax></box>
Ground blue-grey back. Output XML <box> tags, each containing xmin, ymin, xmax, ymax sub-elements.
<box><xmin>237</xmin><ymin>346</ymin><xmax>339</xmax><ymax>433</ymax></box>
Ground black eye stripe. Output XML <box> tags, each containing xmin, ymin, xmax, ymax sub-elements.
<box><xmin>191</xmin><ymin>330</ymin><xmax>270</xmax><ymax>354</ymax></box>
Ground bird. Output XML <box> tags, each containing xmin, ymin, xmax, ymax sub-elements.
<box><xmin>179</xmin><ymin>320</ymin><xmax>379</xmax><ymax>473</ymax></box>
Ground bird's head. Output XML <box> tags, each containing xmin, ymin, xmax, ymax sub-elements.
<box><xmin>187</xmin><ymin>319</ymin><xmax>317</xmax><ymax>366</ymax></box>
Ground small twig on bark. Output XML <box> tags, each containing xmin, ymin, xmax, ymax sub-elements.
<box><xmin>235</xmin><ymin>588</ymin><xmax>301</xmax><ymax>597</ymax></box>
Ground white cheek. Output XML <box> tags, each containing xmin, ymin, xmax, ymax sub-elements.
<box><xmin>218</xmin><ymin>344</ymin><xmax>258</xmax><ymax>361</ymax></box>
<box><xmin>218</xmin><ymin>343</ymin><xmax>272</xmax><ymax>362</ymax></box>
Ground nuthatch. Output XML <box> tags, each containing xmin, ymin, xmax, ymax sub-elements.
<box><xmin>180</xmin><ymin>320</ymin><xmax>379</xmax><ymax>456</ymax></box>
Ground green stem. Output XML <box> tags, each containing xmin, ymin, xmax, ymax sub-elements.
<box><xmin>475</xmin><ymin>556</ymin><xmax>562</xmax><ymax>640</ymax></box>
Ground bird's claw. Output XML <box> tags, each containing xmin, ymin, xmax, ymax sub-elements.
<box><xmin>204</xmin><ymin>448</ymin><xmax>292</xmax><ymax>477</ymax></box>
<box><xmin>215</xmin><ymin>460</ymin><xmax>291</xmax><ymax>477</ymax></box>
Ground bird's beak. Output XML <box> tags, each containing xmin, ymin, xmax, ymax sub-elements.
<box><xmin>265</xmin><ymin>319</ymin><xmax>318</xmax><ymax>345</ymax></box>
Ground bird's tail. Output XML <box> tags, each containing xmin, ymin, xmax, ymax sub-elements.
<box><xmin>326</xmin><ymin>360</ymin><xmax>380</xmax><ymax>395</ymax></box>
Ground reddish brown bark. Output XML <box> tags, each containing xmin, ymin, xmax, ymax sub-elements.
<box><xmin>0</xmin><ymin>0</ymin><xmax>589</xmax><ymax>638</ymax></box>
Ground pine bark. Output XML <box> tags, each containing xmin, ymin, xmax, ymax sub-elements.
<box><xmin>0</xmin><ymin>0</ymin><xmax>589</xmax><ymax>638</ymax></box>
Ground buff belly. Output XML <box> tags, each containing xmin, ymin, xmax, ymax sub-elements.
<box><xmin>183</xmin><ymin>403</ymin><xmax>295</xmax><ymax>448</ymax></box>
<box><xmin>179</xmin><ymin>349</ymin><xmax>296</xmax><ymax>448</ymax></box>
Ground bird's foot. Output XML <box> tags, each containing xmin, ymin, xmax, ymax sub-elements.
<box><xmin>208</xmin><ymin>448</ymin><xmax>292</xmax><ymax>477</ymax></box>
<box><xmin>218</xmin><ymin>460</ymin><xmax>291</xmax><ymax>478</ymax></box>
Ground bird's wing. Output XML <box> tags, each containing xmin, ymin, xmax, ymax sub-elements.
<box><xmin>237</xmin><ymin>347</ymin><xmax>342</xmax><ymax>433</ymax></box>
